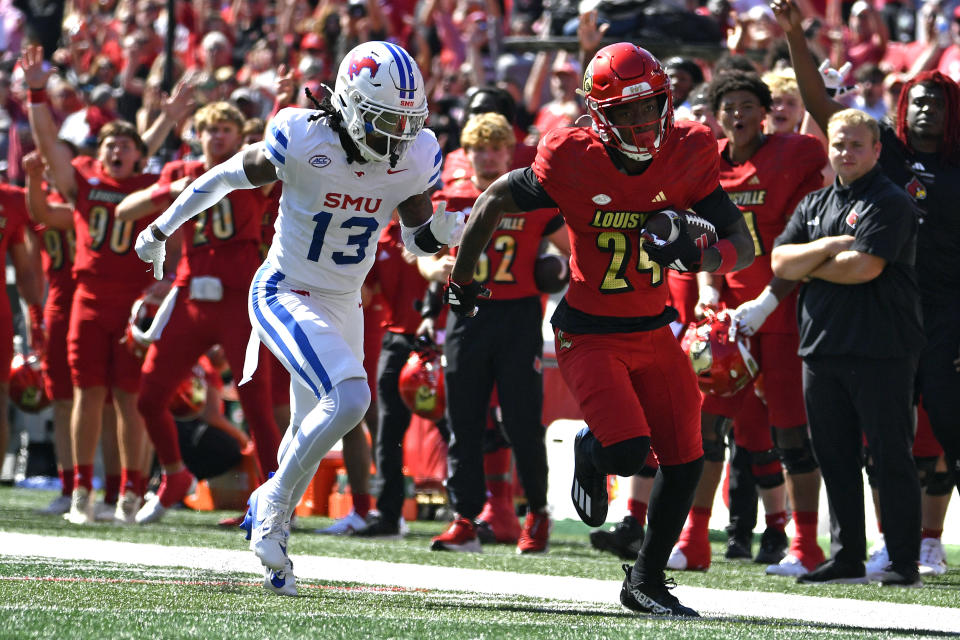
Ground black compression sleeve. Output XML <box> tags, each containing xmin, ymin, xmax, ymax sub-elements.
<box><xmin>690</xmin><ymin>185</ymin><xmax>742</xmax><ymax>231</ymax></box>
<box><xmin>508</xmin><ymin>167</ymin><xmax>558</xmax><ymax>211</ymax></box>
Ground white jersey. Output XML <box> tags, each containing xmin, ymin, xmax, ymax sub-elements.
<box><xmin>262</xmin><ymin>107</ymin><xmax>442</xmax><ymax>294</ymax></box>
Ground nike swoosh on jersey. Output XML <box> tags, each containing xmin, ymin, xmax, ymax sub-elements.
<box><xmin>386</xmin><ymin>168</ymin><xmax>409</xmax><ymax>174</ymax></box>
<box><xmin>193</xmin><ymin>187</ymin><xmax>212</xmax><ymax>194</ymax></box>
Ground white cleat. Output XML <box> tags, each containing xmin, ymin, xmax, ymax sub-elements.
<box><xmin>316</xmin><ymin>510</ymin><xmax>366</xmax><ymax>535</ymax></box>
<box><xmin>865</xmin><ymin>538</ymin><xmax>889</xmax><ymax>576</ymax></box>
<box><xmin>114</xmin><ymin>492</ymin><xmax>142</xmax><ymax>525</ymax></box>
<box><xmin>766</xmin><ymin>553</ymin><xmax>810</xmax><ymax>577</ymax></box>
<box><xmin>240</xmin><ymin>487</ymin><xmax>289</xmax><ymax>570</ymax></box>
<box><xmin>36</xmin><ymin>494</ymin><xmax>71</xmax><ymax>515</ymax></box>
<box><xmin>63</xmin><ymin>488</ymin><xmax>94</xmax><ymax>525</ymax></box>
<box><xmin>666</xmin><ymin>546</ymin><xmax>689</xmax><ymax>570</ymax></box>
<box><xmin>264</xmin><ymin>558</ymin><xmax>298</xmax><ymax>596</ymax></box>
<box><xmin>135</xmin><ymin>494</ymin><xmax>167</xmax><ymax>525</ymax></box>
<box><xmin>918</xmin><ymin>538</ymin><xmax>947</xmax><ymax>577</ymax></box>
<box><xmin>93</xmin><ymin>501</ymin><xmax>117</xmax><ymax>522</ymax></box>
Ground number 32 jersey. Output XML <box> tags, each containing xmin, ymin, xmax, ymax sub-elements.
<box><xmin>263</xmin><ymin>108</ymin><xmax>442</xmax><ymax>294</ymax></box>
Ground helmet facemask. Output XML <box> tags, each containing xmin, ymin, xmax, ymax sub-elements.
<box><xmin>588</xmin><ymin>88</ymin><xmax>673</xmax><ymax>161</ymax></box>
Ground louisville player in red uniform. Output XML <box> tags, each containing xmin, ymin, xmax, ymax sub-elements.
<box><xmin>448</xmin><ymin>44</ymin><xmax>754</xmax><ymax>615</ymax></box>
<box><xmin>114</xmin><ymin>102</ymin><xmax>282</xmax><ymax>524</ymax></box>
<box><xmin>427</xmin><ymin>112</ymin><xmax>569</xmax><ymax>554</ymax></box>
<box><xmin>24</xmin><ymin>49</ymin><xmax>159</xmax><ymax>525</ymax></box>
<box><xmin>23</xmin><ymin>152</ymin><xmax>78</xmax><ymax>516</ymax></box>
<box><xmin>668</xmin><ymin>71</ymin><xmax>828</xmax><ymax>576</ymax></box>
<box><xmin>0</xmin><ymin>179</ymin><xmax>44</xmax><ymax>481</ymax></box>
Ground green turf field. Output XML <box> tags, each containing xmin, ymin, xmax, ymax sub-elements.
<box><xmin>2</xmin><ymin>487</ymin><xmax>958</xmax><ymax>639</ymax></box>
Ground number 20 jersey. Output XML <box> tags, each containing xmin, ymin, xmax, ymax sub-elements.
<box><xmin>262</xmin><ymin>108</ymin><xmax>442</xmax><ymax>294</ymax></box>
<box><xmin>533</xmin><ymin>121</ymin><xmax>724</xmax><ymax>319</ymax></box>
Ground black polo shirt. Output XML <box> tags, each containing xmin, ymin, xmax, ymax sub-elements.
<box><xmin>774</xmin><ymin>165</ymin><xmax>924</xmax><ymax>358</ymax></box>
<box><xmin>877</xmin><ymin>121</ymin><xmax>960</xmax><ymax>308</ymax></box>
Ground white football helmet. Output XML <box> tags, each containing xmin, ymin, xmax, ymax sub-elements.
<box><xmin>333</xmin><ymin>41</ymin><xmax>428</xmax><ymax>163</ymax></box>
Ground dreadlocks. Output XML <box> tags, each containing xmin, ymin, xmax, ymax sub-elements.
<box><xmin>305</xmin><ymin>85</ymin><xmax>367</xmax><ymax>166</ymax></box>
<box><xmin>895</xmin><ymin>71</ymin><xmax>960</xmax><ymax>165</ymax></box>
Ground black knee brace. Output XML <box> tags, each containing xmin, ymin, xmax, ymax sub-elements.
<box><xmin>748</xmin><ymin>447</ymin><xmax>785</xmax><ymax>489</ymax></box>
<box><xmin>913</xmin><ymin>456</ymin><xmax>937</xmax><ymax>489</ymax></box>
<box><xmin>772</xmin><ymin>424</ymin><xmax>819</xmax><ymax>475</ymax></box>
<box><xmin>702</xmin><ymin>414</ymin><xmax>732</xmax><ymax>463</ymax></box>
<box><xmin>927</xmin><ymin>470</ymin><xmax>956</xmax><ymax>497</ymax></box>
<box><xmin>593</xmin><ymin>436</ymin><xmax>651</xmax><ymax>477</ymax></box>
<box><xmin>638</xmin><ymin>463</ymin><xmax>658</xmax><ymax>479</ymax></box>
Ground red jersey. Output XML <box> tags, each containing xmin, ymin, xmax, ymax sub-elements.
<box><xmin>440</xmin><ymin>144</ymin><xmax>538</xmax><ymax>186</ymax></box>
<box><xmin>71</xmin><ymin>156</ymin><xmax>157</xmax><ymax>296</ymax></box>
<box><xmin>0</xmin><ymin>184</ymin><xmax>29</xmax><ymax>315</ymax></box>
<box><xmin>367</xmin><ymin>219</ymin><xmax>428</xmax><ymax>334</ymax></box>
<box><xmin>718</xmin><ymin>134</ymin><xmax>825</xmax><ymax>333</ymax></box>
<box><xmin>435</xmin><ymin>179</ymin><xmax>563</xmax><ymax>300</ymax></box>
<box><xmin>534</xmin><ymin>121</ymin><xmax>733</xmax><ymax>319</ymax></box>
<box><xmin>259</xmin><ymin>186</ymin><xmax>281</xmax><ymax>261</ymax></box>
<box><xmin>158</xmin><ymin>160</ymin><xmax>272</xmax><ymax>290</ymax></box>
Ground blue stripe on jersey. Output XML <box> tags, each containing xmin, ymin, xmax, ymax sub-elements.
<box><xmin>263</xmin><ymin>272</ymin><xmax>333</xmax><ymax>395</ymax></box>
<box><xmin>433</xmin><ymin>149</ymin><xmax>442</xmax><ymax>167</ymax></box>
<box><xmin>265</xmin><ymin>141</ymin><xmax>286</xmax><ymax>165</ymax></box>
<box><xmin>271</xmin><ymin>126</ymin><xmax>289</xmax><ymax>149</ymax></box>
<box><xmin>383</xmin><ymin>42</ymin><xmax>414</xmax><ymax>100</ymax></box>
<box><xmin>428</xmin><ymin>169</ymin><xmax>441</xmax><ymax>186</ymax></box>
<box><xmin>251</xmin><ymin>267</ymin><xmax>322</xmax><ymax>399</ymax></box>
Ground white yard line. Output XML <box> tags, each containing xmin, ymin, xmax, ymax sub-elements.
<box><xmin>2</xmin><ymin>531</ymin><xmax>958</xmax><ymax>633</ymax></box>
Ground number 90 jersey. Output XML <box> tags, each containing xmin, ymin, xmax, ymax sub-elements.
<box><xmin>533</xmin><ymin>122</ymin><xmax>724</xmax><ymax>319</ymax></box>
<box><xmin>262</xmin><ymin>108</ymin><xmax>442</xmax><ymax>294</ymax></box>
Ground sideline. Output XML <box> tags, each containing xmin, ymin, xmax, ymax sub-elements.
<box><xmin>3</xmin><ymin>531</ymin><xmax>958</xmax><ymax>633</ymax></box>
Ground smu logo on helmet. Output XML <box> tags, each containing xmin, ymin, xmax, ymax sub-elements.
<box><xmin>347</xmin><ymin>53</ymin><xmax>381</xmax><ymax>81</ymax></box>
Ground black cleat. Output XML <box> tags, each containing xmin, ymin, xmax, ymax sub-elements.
<box><xmin>619</xmin><ymin>565</ymin><xmax>700</xmax><ymax>617</ymax></box>
<box><xmin>590</xmin><ymin>515</ymin><xmax>645</xmax><ymax>560</ymax></box>
<box><xmin>352</xmin><ymin>513</ymin><xmax>402</xmax><ymax>539</ymax></box>
<box><xmin>571</xmin><ymin>428</ymin><xmax>608</xmax><ymax>527</ymax></box>
<box><xmin>754</xmin><ymin>527</ymin><xmax>788</xmax><ymax>565</ymax></box>
<box><xmin>725</xmin><ymin>535</ymin><xmax>752</xmax><ymax>560</ymax></box>
<box><xmin>797</xmin><ymin>558</ymin><xmax>868</xmax><ymax>585</ymax></box>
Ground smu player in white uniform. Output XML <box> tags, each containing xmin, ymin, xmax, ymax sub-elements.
<box><xmin>133</xmin><ymin>42</ymin><xmax>464</xmax><ymax>596</ymax></box>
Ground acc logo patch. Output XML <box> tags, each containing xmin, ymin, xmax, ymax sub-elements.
<box><xmin>592</xmin><ymin>193</ymin><xmax>611</xmax><ymax>205</ymax></box>
<box><xmin>310</xmin><ymin>155</ymin><xmax>331</xmax><ymax>168</ymax></box>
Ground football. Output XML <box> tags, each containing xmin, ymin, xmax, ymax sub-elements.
<box><xmin>642</xmin><ymin>209</ymin><xmax>718</xmax><ymax>249</ymax></box>
<box><xmin>534</xmin><ymin>253</ymin><xmax>570</xmax><ymax>294</ymax></box>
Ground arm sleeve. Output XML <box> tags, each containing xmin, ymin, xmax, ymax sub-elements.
<box><xmin>690</xmin><ymin>186</ymin><xmax>743</xmax><ymax>232</ymax></box>
<box><xmin>542</xmin><ymin>212</ymin><xmax>564</xmax><ymax>236</ymax></box>
<box><xmin>508</xmin><ymin>167</ymin><xmax>557</xmax><ymax>211</ymax></box>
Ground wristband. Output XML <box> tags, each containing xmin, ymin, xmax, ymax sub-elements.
<box><xmin>712</xmin><ymin>239</ymin><xmax>737</xmax><ymax>274</ymax></box>
<box><xmin>149</xmin><ymin>223</ymin><xmax>168</xmax><ymax>241</ymax></box>
<box><xmin>150</xmin><ymin>183</ymin><xmax>172</xmax><ymax>207</ymax></box>
<box><xmin>28</xmin><ymin>88</ymin><xmax>48</xmax><ymax>104</ymax></box>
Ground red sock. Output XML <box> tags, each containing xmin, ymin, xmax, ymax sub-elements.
<box><xmin>59</xmin><ymin>468</ymin><xmax>74</xmax><ymax>496</ymax></box>
<box><xmin>159</xmin><ymin>468</ymin><xmax>195</xmax><ymax>507</ymax></box>
<box><xmin>628</xmin><ymin>498</ymin><xmax>648</xmax><ymax>525</ymax></box>
<box><xmin>105</xmin><ymin>473</ymin><xmax>122</xmax><ymax>504</ymax></box>
<box><xmin>352</xmin><ymin>493</ymin><xmax>371</xmax><ymax>518</ymax></box>
<box><xmin>121</xmin><ymin>469</ymin><xmax>142</xmax><ymax>498</ymax></box>
<box><xmin>793</xmin><ymin>511</ymin><xmax>818</xmax><ymax>546</ymax></box>
<box><xmin>483</xmin><ymin>447</ymin><xmax>512</xmax><ymax>479</ymax></box>
<box><xmin>765</xmin><ymin>511</ymin><xmax>788</xmax><ymax>532</ymax></box>
<box><xmin>921</xmin><ymin>528</ymin><xmax>942</xmax><ymax>540</ymax></box>
<box><xmin>689</xmin><ymin>506</ymin><xmax>711</xmax><ymax>537</ymax></box>
<box><xmin>74</xmin><ymin>464</ymin><xmax>94</xmax><ymax>492</ymax></box>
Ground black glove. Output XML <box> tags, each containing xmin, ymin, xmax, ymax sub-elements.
<box><xmin>444</xmin><ymin>278</ymin><xmax>491</xmax><ymax>318</ymax></box>
<box><xmin>641</xmin><ymin>215</ymin><xmax>702</xmax><ymax>272</ymax></box>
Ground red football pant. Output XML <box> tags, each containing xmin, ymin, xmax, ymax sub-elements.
<box><xmin>138</xmin><ymin>287</ymin><xmax>281</xmax><ymax>476</ymax></box>
<box><xmin>43</xmin><ymin>286</ymin><xmax>75</xmax><ymax>400</ymax></box>
<box><xmin>555</xmin><ymin>326</ymin><xmax>702</xmax><ymax>465</ymax></box>
<box><xmin>67</xmin><ymin>282</ymin><xmax>142</xmax><ymax>392</ymax></box>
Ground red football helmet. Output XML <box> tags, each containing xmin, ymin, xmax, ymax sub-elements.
<box><xmin>122</xmin><ymin>292</ymin><xmax>163</xmax><ymax>360</ymax></box>
<box><xmin>581</xmin><ymin>43</ymin><xmax>674</xmax><ymax>160</ymax></box>
<box><xmin>169</xmin><ymin>365</ymin><xmax>208</xmax><ymax>419</ymax></box>
<box><xmin>398</xmin><ymin>347</ymin><xmax>445</xmax><ymax>421</ymax></box>
<box><xmin>680</xmin><ymin>310</ymin><xmax>759</xmax><ymax>398</ymax></box>
<box><xmin>9</xmin><ymin>352</ymin><xmax>50</xmax><ymax>413</ymax></box>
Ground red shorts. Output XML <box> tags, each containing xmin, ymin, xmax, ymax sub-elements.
<box><xmin>555</xmin><ymin>326</ymin><xmax>702</xmax><ymax>465</ymax></box>
<box><xmin>702</xmin><ymin>332</ymin><xmax>806</xmax><ymax>430</ymax></box>
<box><xmin>731</xmin><ymin>385</ymin><xmax>774</xmax><ymax>451</ymax></box>
<box><xmin>0</xmin><ymin>311</ymin><xmax>12</xmax><ymax>384</ymax></box>
<box><xmin>913</xmin><ymin>401</ymin><xmax>943</xmax><ymax>458</ymax></box>
<box><xmin>43</xmin><ymin>301</ymin><xmax>73</xmax><ymax>400</ymax></box>
<box><xmin>67</xmin><ymin>282</ymin><xmax>143</xmax><ymax>392</ymax></box>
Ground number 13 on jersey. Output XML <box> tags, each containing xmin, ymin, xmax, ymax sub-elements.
<box><xmin>307</xmin><ymin>211</ymin><xmax>379</xmax><ymax>264</ymax></box>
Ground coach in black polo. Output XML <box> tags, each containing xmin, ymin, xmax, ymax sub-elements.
<box><xmin>771</xmin><ymin>109</ymin><xmax>924</xmax><ymax>587</ymax></box>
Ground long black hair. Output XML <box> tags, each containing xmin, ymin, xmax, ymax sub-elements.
<box><xmin>305</xmin><ymin>85</ymin><xmax>367</xmax><ymax>165</ymax></box>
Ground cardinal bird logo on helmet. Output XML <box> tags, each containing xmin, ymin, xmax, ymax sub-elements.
<box><xmin>347</xmin><ymin>53</ymin><xmax>381</xmax><ymax>82</ymax></box>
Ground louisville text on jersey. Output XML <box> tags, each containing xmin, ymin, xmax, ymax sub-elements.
<box><xmin>726</xmin><ymin>190</ymin><xmax>767</xmax><ymax>207</ymax></box>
